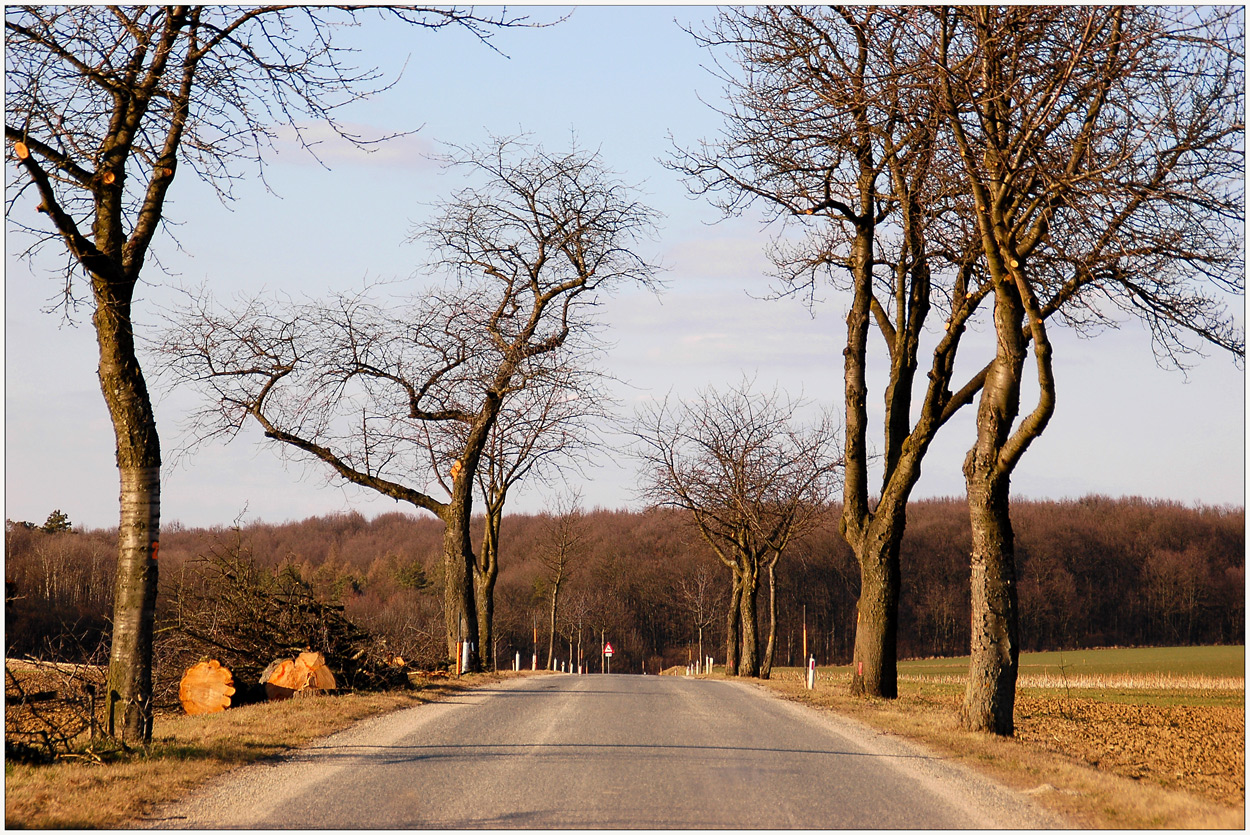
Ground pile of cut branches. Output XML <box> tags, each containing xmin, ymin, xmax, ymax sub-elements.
<box><xmin>157</xmin><ymin>542</ymin><xmax>408</xmax><ymax>709</ymax></box>
<box><xmin>4</xmin><ymin>657</ymin><xmax>107</xmax><ymax>762</ymax></box>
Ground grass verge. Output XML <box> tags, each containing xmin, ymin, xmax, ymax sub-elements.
<box><xmin>755</xmin><ymin>661</ymin><xmax>1244</xmax><ymax>830</ymax></box>
<box><xmin>5</xmin><ymin>671</ymin><xmax>525</xmax><ymax>829</ymax></box>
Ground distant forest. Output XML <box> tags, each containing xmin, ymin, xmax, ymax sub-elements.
<box><xmin>6</xmin><ymin>496</ymin><xmax>1244</xmax><ymax>676</ymax></box>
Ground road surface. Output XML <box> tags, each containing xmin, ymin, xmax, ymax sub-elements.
<box><xmin>145</xmin><ymin>673</ymin><xmax>1063</xmax><ymax>829</ymax></box>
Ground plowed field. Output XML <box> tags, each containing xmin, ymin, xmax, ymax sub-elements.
<box><xmin>1015</xmin><ymin>694</ymin><xmax>1244</xmax><ymax>806</ymax></box>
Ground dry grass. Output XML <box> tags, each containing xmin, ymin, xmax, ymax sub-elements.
<box><xmin>754</xmin><ymin>673</ymin><xmax>1245</xmax><ymax>830</ymax></box>
<box><xmin>4</xmin><ymin>670</ymin><xmax>526</xmax><ymax>829</ymax></box>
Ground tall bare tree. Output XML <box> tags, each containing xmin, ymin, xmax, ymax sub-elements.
<box><xmin>934</xmin><ymin>6</ymin><xmax>1243</xmax><ymax>734</ymax></box>
<box><xmin>677</xmin><ymin>562</ymin><xmax>724</xmax><ymax>670</ymax></box>
<box><xmin>5</xmin><ymin>5</ymin><xmax>533</xmax><ymax>742</ymax></box>
<box><xmin>160</xmin><ymin>138</ymin><xmax>658</xmax><ymax>672</ymax></box>
<box><xmin>672</xmin><ymin>6</ymin><xmax>989</xmax><ymax>697</ymax></box>
<box><xmin>633</xmin><ymin>379</ymin><xmax>842</xmax><ymax>678</ymax></box>
<box><xmin>538</xmin><ymin>492</ymin><xmax>586</xmax><ymax>671</ymax></box>
<box><xmin>425</xmin><ymin>364</ymin><xmax>612</xmax><ymax>670</ymax></box>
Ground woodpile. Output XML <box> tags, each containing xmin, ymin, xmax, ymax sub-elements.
<box><xmin>261</xmin><ymin>651</ymin><xmax>337</xmax><ymax>700</ymax></box>
<box><xmin>157</xmin><ymin>550</ymin><xmax>411</xmax><ymax>710</ymax></box>
<box><xmin>178</xmin><ymin>659</ymin><xmax>236</xmax><ymax>715</ymax></box>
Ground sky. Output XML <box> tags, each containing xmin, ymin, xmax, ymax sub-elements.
<box><xmin>4</xmin><ymin>6</ymin><xmax>1245</xmax><ymax>532</ymax></box>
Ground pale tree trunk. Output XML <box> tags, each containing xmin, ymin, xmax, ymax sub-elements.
<box><xmin>441</xmin><ymin>497</ymin><xmax>480</xmax><ymax>672</ymax></box>
<box><xmin>96</xmin><ymin>292</ymin><xmax>161</xmax><ymax>744</ymax></box>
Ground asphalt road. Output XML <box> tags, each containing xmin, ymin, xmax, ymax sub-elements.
<box><xmin>146</xmin><ymin>673</ymin><xmax>1062</xmax><ymax>829</ymax></box>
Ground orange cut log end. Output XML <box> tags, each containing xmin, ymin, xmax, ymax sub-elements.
<box><xmin>179</xmin><ymin>659</ymin><xmax>236</xmax><ymax>715</ymax></box>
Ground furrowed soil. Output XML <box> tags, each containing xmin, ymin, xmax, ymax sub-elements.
<box><xmin>757</xmin><ymin>667</ymin><xmax>1244</xmax><ymax>829</ymax></box>
<box><xmin>1015</xmin><ymin>692</ymin><xmax>1244</xmax><ymax>805</ymax></box>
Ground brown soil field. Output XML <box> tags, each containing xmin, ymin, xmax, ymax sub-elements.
<box><xmin>1015</xmin><ymin>693</ymin><xmax>1244</xmax><ymax>806</ymax></box>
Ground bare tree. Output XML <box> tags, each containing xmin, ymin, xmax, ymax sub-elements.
<box><xmin>677</xmin><ymin>562</ymin><xmax>723</xmax><ymax>671</ymax></box>
<box><xmin>671</xmin><ymin>6</ymin><xmax>990</xmax><ymax>697</ymax></box>
<box><xmin>633</xmin><ymin>378</ymin><xmax>842</xmax><ymax>678</ymax></box>
<box><xmin>538</xmin><ymin>492</ymin><xmax>586</xmax><ymax>671</ymax></box>
<box><xmin>4</xmin><ymin>5</ymin><xmax>535</xmax><ymax>743</ymax></box>
<box><xmin>160</xmin><ymin>138</ymin><xmax>659</xmax><ymax>672</ymax></box>
<box><xmin>933</xmin><ymin>5</ymin><xmax>1243</xmax><ymax>734</ymax></box>
<box><xmin>425</xmin><ymin>363</ymin><xmax>612</xmax><ymax>670</ymax></box>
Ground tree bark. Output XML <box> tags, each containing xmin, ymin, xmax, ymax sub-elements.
<box><xmin>441</xmin><ymin>496</ymin><xmax>480</xmax><ymax>673</ymax></box>
<box><xmin>848</xmin><ymin>538</ymin><xmax>900</xmax><ymax>698</ymax></box>
<box><xmin>724</xmin><ymin>571</ymin><xmax>742</xmax><ymax>676</ymax></box>
<box><xmin>960</xmin><ymin>467</ymin><xmax>1019</xmax><ymax>734</ymax></box>
<box><xmin>958</xmin><ymin>277</ymin><xmax>1031</xmax><ymax>735</ymax></box>
<box><xmin>546</xmin><ymin>572</ymin><xmax>563</xmax><ymax>671</ymax></box>
<box><xmin>475</xmin><ymin>503</ymin><xmax>502</xmax><ymax>672</ymax></box>
<box><xmin>760</xmin><ymin>556</ymin><xmax>778</xmax><ymax>679</ymax></box>
<box><xmin>96</xmin><ymin>284</ymin><xmax>161</xmax><ymax>744</ymax></box>
<box><xmin>738</xmin><ymin>558</ymin><xmax>760</xmax><ymax>678</ymax></box>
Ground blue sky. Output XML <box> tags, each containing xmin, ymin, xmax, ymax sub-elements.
<box><xmin>5</xmin><ymin>7</ymin><xmax>1245</xmax><ymax>530</ymax></box>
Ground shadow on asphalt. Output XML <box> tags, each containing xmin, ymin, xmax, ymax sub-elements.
<box><xmin>298</xmin><ymin>740</ymin><xmax>944</xmax><ymax>765</ymax></box>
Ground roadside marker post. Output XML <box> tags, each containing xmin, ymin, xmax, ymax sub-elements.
<box><xmin>807</xmin><ymin>656</ymin><xmax>816</xmax><ymax>690</ymax></box>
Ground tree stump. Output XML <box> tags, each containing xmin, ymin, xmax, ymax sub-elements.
<box><xmin>179</xmin><ymin>660</ymin><xmax>236</xmax><ymax>715</ymax></box>
<box><xmin>262</xmin><ymin>652</ymin><xmax>337</xmax><ymax>701</ymax></box>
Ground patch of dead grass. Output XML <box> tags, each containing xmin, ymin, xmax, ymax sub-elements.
<box><xmin>4</xmin><ymin>670</ymin><xmax>524</xmax><ymax>829</ymax></box>
<box><xmin>755</xmin><ymin>675</ymin><xmax>1244</xmax><ymax>830</ymax></box>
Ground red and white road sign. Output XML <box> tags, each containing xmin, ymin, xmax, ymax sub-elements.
<box><xmin>603</xmin><ymin>642</ymin><xmax>614</xmax><ymax>656</ymax></box>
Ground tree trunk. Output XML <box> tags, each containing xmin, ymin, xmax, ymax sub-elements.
<box><xmin>546</xmin><ymin>575</ymin><xmax>563</xmax><ymax>671</ymax></box>
<box><xmin>441</xmin><ymin>498</ymin><xmax>480</xmax><ymax>672</ymax></box>
<box><xmin>960</xmin><ymin>468</ymin><xmax>1019</xmax><ymax>734</ymax></box>
<box><xmin>957</xmin><ymin>276</ymin><xmax>1033</xmax><ymax>735</ymax></box>
<box><xmin>760</xmin><ymin>557</ymin><xmax>778</xmax><ymax>680</ymax></box>
<box><xmin>738</xmin><ymin>559</ymin><xmax>760</xmax><ymax>678</ymax></box>
<box><xmin>848</xmin><ymin>538</ymin><xmax>900</xmax><ymax>698</ymax></box>
<box><xmin>724</xmin><ymin>570</ymin><xmax>742</xmax><ymax>676</ymax></box>
<box><xmin>96</xmin><ymin>290</ymin><xmax>161</xmax><ymax>744</ymax></box>
<box><xmin>475</xmin><ymin>505</ymin><xmax>502</xmax><ymax>672</ymax></box>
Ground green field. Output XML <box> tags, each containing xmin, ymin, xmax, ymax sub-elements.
<box><xmin>777</xmin><ymin>645</ymin><xmax>1246</xmax><ymax>681</ymax></box>
<box><xmin>896</xmin><ymin>645</ymin><xmax>1245</xmax><ymax>678</ymax></box>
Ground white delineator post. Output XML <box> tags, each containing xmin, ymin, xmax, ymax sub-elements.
<box><xmin>806</xmin><ymin>656</ymin><xmax>816</xmax><ymax>690</ymax></box>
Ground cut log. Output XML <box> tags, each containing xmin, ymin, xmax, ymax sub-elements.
<box><xmin>262</xmin><ymin>652</ymin><xmax>336</xmax><ymax>701</ymax></box>
<box><xmin>179</xmin><ymin>660</ymin><xmax>236</xmax><ymax>715</ymax></box>
<box><xmin>296</xmin><ymin>651</ymin><xmax>337</xmax><ymax>690</ymax></box>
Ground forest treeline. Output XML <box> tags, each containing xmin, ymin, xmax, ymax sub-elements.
<box><xmin>6</xmin><ymin>495</ymin><xmax>1243</xmax><ymax>677</ymax></box>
